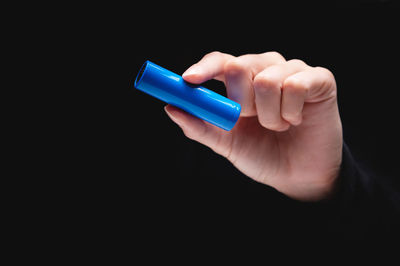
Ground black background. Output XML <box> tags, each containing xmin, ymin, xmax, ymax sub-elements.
<box><xmin>122</xmin><ymin>0</ymin><xmax>399</xmax><ymax>249</ymax></box>
<box><xmin>9</xmin><ymin>0</ymin><xmax>400</xmax><ymax>262</ymax></box>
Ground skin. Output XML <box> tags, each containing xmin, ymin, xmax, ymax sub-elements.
<box><xmin>164</xmin><ymin>51</ymin><xmax>343</xmax><ymax>202</ymax></box>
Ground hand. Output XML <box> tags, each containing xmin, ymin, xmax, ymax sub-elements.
<box><xmin>165</xmin><ymin>51</ymin><xmax>343</xmax><ymax>201</ymax></box>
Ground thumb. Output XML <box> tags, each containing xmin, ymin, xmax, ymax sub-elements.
<box><xmin>164</xmin><ymin>105</ymin><xmax>226</xmax><ymax>153</ymax></box>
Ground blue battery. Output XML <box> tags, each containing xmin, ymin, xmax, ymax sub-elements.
<box><xmin>134</xmin><ymin>60</ymin><xmax>241</xmax><ymax>131</ymax></box>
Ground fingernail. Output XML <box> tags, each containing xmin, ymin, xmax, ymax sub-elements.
<box><xmin>182</xmin><ymin>66</ymin><xmax>200</xmax><ymax>77</ymax></box>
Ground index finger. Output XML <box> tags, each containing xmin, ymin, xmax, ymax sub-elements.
<box><xmin>182</xmin><ymin>51</ymin><xmax>286</xmax><ymax>84</ymax></box>
<box><xmin>182</xmin><ymin>51</ymin><xmax>234</xmax><ymax>84</ymax></box>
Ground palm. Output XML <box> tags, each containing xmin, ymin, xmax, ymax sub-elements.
<box><xmin>212</xmin><ymin>98</ymin><xmax>342</xmax><ymax>200</ymax></box>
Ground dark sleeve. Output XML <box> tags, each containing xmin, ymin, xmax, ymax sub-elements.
<box><xmin>327</xmin><ymin>142</ymin><xmax>400</xmax><ymax>238</ymax></box>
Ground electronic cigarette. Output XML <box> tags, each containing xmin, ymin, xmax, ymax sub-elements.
<box><xmin>134</xmin><ymin>60</ymin><xmax>241</xmax><ymax>131</ymax></box>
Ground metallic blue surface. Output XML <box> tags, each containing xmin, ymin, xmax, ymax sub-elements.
<box><xmin>134</xmin><ymin>61</ymin><xmax>241</xmax><ymax>131</ymax></box>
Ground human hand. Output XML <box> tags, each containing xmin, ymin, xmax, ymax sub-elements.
<box><xmin>165</xmin><ymin>51</ymin><xmax>343</xmax><ymax>201</ymax></box>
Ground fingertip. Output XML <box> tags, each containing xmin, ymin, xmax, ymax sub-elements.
<box><xmin>276</xmin><ymin>123</ymin><xmax>291</xmax><ymax>132</ymax></box>
<box><xmin>182</xmin><ymin>73</ymin><xmax>203</xmax><ymax>84</ymax></box>
<box><xmin>164</xmin><ymin>105</ymin><xmax>184</xmax><ymax>125</ymax></box>
<box><xmin>164</xmin><ymin>104</ymin><xmax>183</xmax><ymax>116</ymax></box>
<box><xmin>164</xmin><ymin>104</ymin><xmax>173</xmax><ymax>114</ymax></box>
<box><xmin>164</xmin><ymin>105</ymin><xmax>211</xmax><ymax>141</ymax></box>
<box><xmin>284</xmin><ymin>115</ymin><xmax>303</xmax><ymax>126</ymax></box>
<box><xmin>182</xmin><ymin>67</ymin><xmax>205</xmax><ymax>84</ymax></box>
<box><xmin>164</xmin><ymin>105</ymin><xmax>200</xmax><ymax>128</ymax></box>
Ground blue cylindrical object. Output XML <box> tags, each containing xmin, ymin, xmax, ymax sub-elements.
<box><xmin>134</xmin><ymin>61</ymin><xmax>241</xmax><ymax>131</ymax></box>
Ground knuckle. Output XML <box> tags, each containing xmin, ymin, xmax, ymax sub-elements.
<box><xmin>287</xmin><ymin>59</ymin><xmax>307</xmax><ymax>68</ymax></box>
<box><xmin>202</xmin><ymin>51</ymin><xmax>227</xmax><ymax>62</ymax></box>
<box><xmin>314</xmin><ymin>66</ymin><xmax>337</xmax><ymax>97</ymax></box>
<box><xmin>264</xmin><ymin>51</ymin><xmax>286</xmax><ymax>62</ymax></box>
<box><xmin>315</xmin><ymin>66</ymin><xmax>335</xmax><ymax>80</ymax></box>
<box><xmin>253</xmin><ymin>72</ymin><xmax>282</xmax><ymax>92</ymax></box>
<box><xmin>223</xmin><ymin>57</ymin><xmax>248</xmax><ymax>75</ymax></box>
<box><xmin>284</xmin><ymin>77</ymin><xmax>309</xmax><ymax>92</ymax></box>
<box><xmin>205</xmin><ymin>51</ymin><xmax>223</xmax><ymax>58</ymax></box>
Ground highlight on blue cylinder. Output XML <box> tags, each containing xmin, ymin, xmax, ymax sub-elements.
<box><xmin>134</xmin><ymin>60</ymin><xmax>241</xmax><ymax>131</ymax></box>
